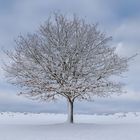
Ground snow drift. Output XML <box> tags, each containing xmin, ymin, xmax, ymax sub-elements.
<box><xmin>0</xmin><ymin>112</ymin><xmax>140</xmax><ymax>140</ymax></box>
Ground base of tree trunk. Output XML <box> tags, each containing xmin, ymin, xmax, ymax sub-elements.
<box><xmin>67</xmin><ymin>99</ymin><xmax>74</xmax><ymax>123</ymax></box>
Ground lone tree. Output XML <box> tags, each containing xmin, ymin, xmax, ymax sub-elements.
<box><xmin>4</xmin><ymin>14</ymin><xmax>129</xmax><ymax>123</ymax></box>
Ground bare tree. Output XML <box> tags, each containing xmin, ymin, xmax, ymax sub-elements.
<box><xmin>4</xmin><ymin>14</ymin><xmax>129</xmax><ymax>123</ymax></box>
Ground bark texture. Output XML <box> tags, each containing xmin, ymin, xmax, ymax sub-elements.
<box><xmin>67</xmin><ymin>99</ymin><xmax>74</xmax><ymax>123</ymax></box>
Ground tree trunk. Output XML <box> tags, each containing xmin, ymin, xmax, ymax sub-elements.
<box><xmin>67</xmin><ymin>99</ymin><xmax>74</xmax><ymax>123</ymax></box>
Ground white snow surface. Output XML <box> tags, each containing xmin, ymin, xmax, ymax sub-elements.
<box><xmin>0</xmin><ymin>112</ymin><xmax>140</xmax><ymax>140</ymax></box>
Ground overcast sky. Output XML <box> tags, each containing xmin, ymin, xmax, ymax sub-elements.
<box><xmin>0</xmin><ymin>0</ymin><xmax>140</xmax><ymax>114</ymax></box>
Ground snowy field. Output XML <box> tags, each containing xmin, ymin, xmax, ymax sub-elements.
<box><xmin>0</xmin><ymin>112</ymin><xmax>140</xmax><ymax>140</ymax></box>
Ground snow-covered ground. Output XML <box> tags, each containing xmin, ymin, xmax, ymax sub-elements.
<box><xmin>0</xmin><ymin>112</ymin><xmax>140</xmax><ymax>140</ymax></box>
